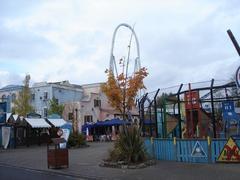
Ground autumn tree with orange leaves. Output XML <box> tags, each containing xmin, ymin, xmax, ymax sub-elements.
<box><xmin>101</xmin><ymin>59</ymin><xmax>148</xmax><ymax>120</ymax></box>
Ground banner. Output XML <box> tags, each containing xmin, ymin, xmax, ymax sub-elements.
<box><xmin>0</xmin><ymin>102</ymin><xmax>7</xmax><ymax>123</ymax></box>
<box><xmin>60</xmin><ymin>128</ymin><xmax>70</xmax><ymax>149</ymax></box>
<box><xmin>2</xmin><ymin>126</ymin><xmax>11</xmax><ymax>149</ymax></box>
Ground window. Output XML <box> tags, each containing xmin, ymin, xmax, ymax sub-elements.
<box><xmin>1</xmin><ymin>95</ymin><xmax>6</xmax><ymax>102</ymax></box>
<box><xmin>94</xmin><ymin>99</ymin><xmax>101</xmax><ymax>107</ymax></box>
<box><xmin>55</xmin><ymin>98</ymin><xmax>59</xmax><ymax>105</ymax></box>
<box><xmin>43</xmin><ymin>108</ymin><xmax>48</xmax><ymax>117</ymax></box>
<box><xmin>84</xmin><ymin>115</ymin><xmax>93</xmax><ymax>123</ymax></box>
<box><xmin>31</xmin><ymin>94</ymin><xmax>35</xmax><ymax>101</ymax></box>
<box><xmin>44</xmin><ymin>92</ymin><xmax>48</xmax><ymax>100</ymax></box>
<box><xmin>68</xmin><ymin>113</ymin><xmax>74</xmax><ymax>121</ymax></box>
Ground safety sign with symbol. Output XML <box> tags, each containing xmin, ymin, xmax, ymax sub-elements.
<box><xmin>217</xmin><ymin>137</ymin><xmax>240</xmax><ymax>162</ymax></box>
<box><xmin>191</xmin><ymin>141</ymin><xmax>207</xmax><ymax>158</ymax></box>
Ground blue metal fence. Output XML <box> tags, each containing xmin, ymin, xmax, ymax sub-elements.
<box><xmin>144</xmin><ymin>137</ymin><xmax>240</xmax><ymax>163</ymax></box>
<box><xmin>176</xmin><ymin>139</ymin><xmax>208</xmax><ymax>163</ymax></box>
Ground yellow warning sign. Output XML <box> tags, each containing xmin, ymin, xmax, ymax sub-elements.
<box><xmin>217</xmin><ymin>137</ymin><xmax>240</xmax><ymax>162</ymax></box>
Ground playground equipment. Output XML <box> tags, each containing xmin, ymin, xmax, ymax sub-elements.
<box><xmin>139</xmin><ymin>29</ymin><xmax>240</xmax><ymax>139</ymax></box>
<box><xmin>139</xmin><ymin>80</ymin><xmax>240</xmax><ymax>139</ymax></box>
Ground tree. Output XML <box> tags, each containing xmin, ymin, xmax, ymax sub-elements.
<box><xmin>156</xmin><ymin>92</ymin><xmax>175</xmax><ymax>108</ymax></box>
<box><xmin>101</xmin><ymin>62</ymin><xmax>148</xmax><ymax>119</ymax></box>
<box><xmin>48</xmin><ymin>97</ymin><xmax>65</xmax><ymax>116</ymax></box>
<box><xmin>14</xmin><ymin>75</ymin><xmax>34</xmax><ymax>116</ymax></box>
<box><xmin>63</xmin><ymin>102</ymin><xmax>79</xmax><ymax>134</ymax></box>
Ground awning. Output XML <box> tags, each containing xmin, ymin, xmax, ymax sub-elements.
<box><xmin>13</xmin><ymin>115</ymin><xmax>19</xmax><ymax>121</ymax></box>
<box><xmin>6</xmin><ymin>113</ymin><xmax>12</xmax><ymax>121</ymax></box>
<box><xmin>47</xmin><ymin>118</ymin><xmax>66</xmax><ymax>127</ymax></box>
<box><xmin>82</xmin><ymin>118</ymin><xmax>130</xmax><ymax>132</ymax></box>
<box><xmin>25</xmin><ymin>118</ymin><xmax>51</xmax><ymax>128</ymax></box>
<box><xmin>103</xmin><ymin>118</ymin><xmax>130</xmax><ymax>126</ymax></box>
<box><xmin>61</xmin><ymin>122</ymin><xmax>72</xmax><ymax>132</ymax></box>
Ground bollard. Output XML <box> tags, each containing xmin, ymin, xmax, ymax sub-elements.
<box><xmin>173</xmin><ymin>137</ymin><xmax>177</xmax><ymax>161</ymax></box>
<box><xmin>207</xmin><ymin>136</ymin><xmax>212</xmax><ymax>163</ymax></box>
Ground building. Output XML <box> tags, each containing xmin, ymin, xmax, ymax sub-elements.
<box><xmin>0</xmin><ymin>81</ymin><xmax>139</xmax><ymax>132</ymax></box>
<box><xmin>31</xmin><ymin>81</ymin><xmax>83</xmax><ymax>117</ymax></box>
<box><xmin>0</xmin><ymin>85</ymin><xmax>23</xmax><ymax>112</ymax></box>
<box><xmin>63</xmin><ymin>82</ymin><xmax>139</xmax><ymax>132</ymax></box>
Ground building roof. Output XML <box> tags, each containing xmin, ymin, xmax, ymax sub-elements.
<box><xmin>32</xmin><ymin>81</ymin><xmax>83</xmax><ymax>93</ymax></box>
<box><xmin>49</xmin><ymin>80</ymin><xmax>82</xmax><ymax>89</ymax></box>
<box><xmin>0</xmin><ymin>85</ymin><xmax>23</xmax><ymax>92</ymax></box>
<box><xmin>81</xmin><ymin>82</ymin><xmax>104</xmax><ymax>88</ymax></box>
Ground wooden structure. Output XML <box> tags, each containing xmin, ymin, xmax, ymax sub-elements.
<box><xmin>47</xmin><ymin>138</ymin><xmax>69</xmax><ymax>169</ymax></box>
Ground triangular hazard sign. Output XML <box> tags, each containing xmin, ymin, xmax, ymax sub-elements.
<box><xmin>217</xmin><ymin>137</ymin><xmax>240</xmax><ymax>162</ymax></box>
<box><xmin>191</xmin><ymin>141</ymin><xmax>207</xmax><ymax>157</ymax></box>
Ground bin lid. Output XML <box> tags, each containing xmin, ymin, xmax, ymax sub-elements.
<box><xmin>51</xmin><ymin>138</ymin><xmax>66</xmax><ymax>144</ymax></box>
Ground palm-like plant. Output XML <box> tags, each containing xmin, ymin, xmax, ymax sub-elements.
<box><xmin>109</xmin><ymin>125</ymin><xmax>146</xmax><ymax>164</ymax></box>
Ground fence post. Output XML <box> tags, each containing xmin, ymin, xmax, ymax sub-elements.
<box><xmin>173</xmin><ymin>137</ymin><xmax>177</xmax><ymax>161</ymax></box>
<box><xmin>207</xmin><ymin>136</ymin><xmax>212</xmax><ymax>163</ymax></box>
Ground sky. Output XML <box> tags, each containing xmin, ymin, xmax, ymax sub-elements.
<box><xmin>0</xmin><ymin>0</ymin><xmax>240</xmax><ymax>92</ymax></box>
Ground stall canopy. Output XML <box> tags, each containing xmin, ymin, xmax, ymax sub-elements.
<box><xmin>6</xmin><ymin>113</ymin><xmax>12</xmax><ymax>121</ymax></box>
<box><xmin>82</xmin><ymin>118</ymin><xmax>130</xmax><ymax>132</ymax></box>
<box><xmin>47</xmin><ymin>118</ymin><xmax>66</xmax><ymax>127</ymax></box>
<box><xmin>13</xmin><ymin>115</ymin><xmax>19</xmax><ymax>121</ymax></box>
<box><xmin>61</xmin><ymin>122</ymin><xmax>72</xmax><ymax>131</ymax></box>
<box><xmin>25</xmin><ymin>118</ymin><xmax>51</xmax><ymax>128</ymax></box>
<box><xmin>103</xmin><ymin>118</ymin><xmax>130</xmax><ymax>126</ymax></box>
<box><xmin>82</xmin><ymin>123</ymin><xmax>94</xmax><ymax>132</ymax></box>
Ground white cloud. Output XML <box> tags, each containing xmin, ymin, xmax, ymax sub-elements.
<box><xmin>0</xmin><ymin>0</ymin><xmax>240</xmax><ymax>91</ymax></box>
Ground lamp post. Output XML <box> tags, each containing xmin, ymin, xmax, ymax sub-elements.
<box><xmin>74</xmin><ymin>108</ymin><xmax>78</xmax><ymax>134</ymax></box>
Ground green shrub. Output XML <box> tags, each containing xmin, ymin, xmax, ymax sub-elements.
<box><xmin>67</xmin><ymin>133</ymin><xmax>86</xmax><ymax>147</ymax></box>
<box><xmin>108</xmin><ymin>125</ymin><xmax>147</xmax><ymax>164</ymax></box>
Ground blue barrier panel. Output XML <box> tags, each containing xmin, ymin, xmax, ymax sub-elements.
<box><xmin>177</xmin><ymin>139</ymin><xmax>208</xmax><ymax>163</ymax></box>
<box><xmin>211</xmin><ymin>139</ymin><xmax>226</xmax><ymax>162</ymax></box>
<box><xmin>144</xmin><ymin>138</ymin><xmax>240</xmax><ymax>163</ymax></box>
<box><xmin>144</xmin><ymin>138</ymin><xmax>153</xmax><ymax>157</ymax></box>
<box><xmin>153</xmin><ymin>138</ymin><xmax>175</xmax><ymax>161</ymax></box>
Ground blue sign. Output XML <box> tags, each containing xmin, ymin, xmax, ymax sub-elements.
<box><xmin>222</xmin><ymin>101</ymin><xmax>238</xmax><ymax>121</ymax></box>
<box><xmin>0</xmin><ymin>102</ymin><xmax>7</xmax><ymax>123</ymax></box>
<box><xmin>191</xmin><ymin>141</ymin><xmax>207</xmax><ymax>158</ymax></box>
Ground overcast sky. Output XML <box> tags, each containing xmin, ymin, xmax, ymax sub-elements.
<box><xmin>0</xmin><ymin>0</ymin><xmax>239</xmax><ymax>91</ymax></box>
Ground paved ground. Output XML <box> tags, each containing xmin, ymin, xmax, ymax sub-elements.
<box><xmin>0</xmin><ymin>164</ymin><xmax>80</xmax><ymax>180</ymax></box>
<box><xmin>0</xmin><ymin>142</ymin><xmax>240</xmax><ymax>180</ymax></box>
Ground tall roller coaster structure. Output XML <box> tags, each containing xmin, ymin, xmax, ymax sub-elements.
<box><xmin>109</xmin><ymin>23</ymin><xmax>141</xmax><ymax>77</ymax></box>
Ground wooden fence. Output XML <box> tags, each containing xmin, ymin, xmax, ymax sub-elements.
<box><xmin>144</xmin><ymin>138</ymin><xmax>240</xmax><ymax>163</ymax></box>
